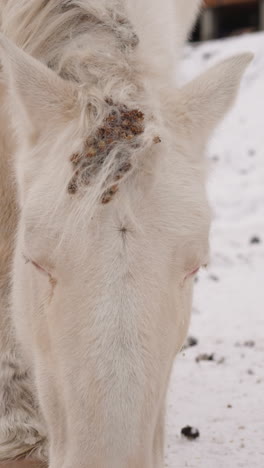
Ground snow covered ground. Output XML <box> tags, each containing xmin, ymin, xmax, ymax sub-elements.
<box><xmin>166</xmin><ymin>32</ymin><xmax>264</xmax><ymax>468</ymax></box>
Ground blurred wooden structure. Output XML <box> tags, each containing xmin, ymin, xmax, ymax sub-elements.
<box><xmin>201</xmin><ymin>0</ymin><xmax>264</xmax><ymax>40</ymax></box>
<box><xmin>206</xmin><ymin>0</ymin><xmax>257</xmax><ymax>5</ymax></box>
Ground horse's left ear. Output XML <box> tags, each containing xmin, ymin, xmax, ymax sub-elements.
<box><xmin>170</xmin><ymin>53</ymin><xmax>253</xmax><ymax>147</ymax></box>
<box><xmin>0</xmin><ymin>33</ymin><xmax>78</xmax><ymax>135</ymax></box>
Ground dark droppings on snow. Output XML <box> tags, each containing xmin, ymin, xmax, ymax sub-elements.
<box><xmin>209</xmin><ymin>274</ymin><xmax>219</xmax><ymax>282</ymax></box>
<box><xmin>183</xmin><ymin>336</ymin><xmax>199</xmax><ymax>350</ymax></box>
<box><xmin>195</xmin><ymin>353</ymin><xmax>215</xmax><ymax>363</ymax></box>
<box><xmin>240</xmin><ymin>168</ymin><xmax>249</xmax><ymax>175</ymax></box>
<box><xmin>211</xmin><ymin>154</ymin><xmax>219</xmax><ymax>162</ymax></box>
<box><xmin>248</xmin><ymin>148</ymin><xmax>256</xmax><ymax>157</ymax></box>
<box><xmin>250</xmin><ymin>236</ymin><xmax>261</xmax><ymax>244</ymax></box>
<box><xmin>203</xmin><ymin>52</ymin><xmax>213</xmax><ymax>60</ymax></box>
<box><xmin>181</xmin><ymin>426</ymin><xmax>200</xmax><ymax>440</ymax></box>
<box><xmin>235</xmin><ymin>340</ymin><xmax>255</xmax><ymax>348</ymax></box>
<box><xmin>202</xmin><ymin>50</ymin><xmax>218</xmax><ymax>61</ymax></box>
<box><xmin>244</xmin><ymin>340</ymin><xmax>255</xmax><ymax>347</ymax></box>
<box><xmin>195</xmin><ymin>353</ymin><xmax>226</xmax><ymax>364</ymax></box>
<box><xmin>217</xmin><ymin>356</ymin><xmax>226</xmax><ymax>365</ymax></box>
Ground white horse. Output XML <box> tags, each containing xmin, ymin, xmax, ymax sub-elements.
<box><xmin>0</xmin><ymin>1</ymin><xmax>252</xmax><ymax>466</ymax></box>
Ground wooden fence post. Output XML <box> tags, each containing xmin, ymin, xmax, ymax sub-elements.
<box><xmin>260</xmin><ymin>0</ymin><xmax>264</xmax><ymax>29</ymax></box>
<box><xmin>200</xmin><ymin>8</ymin><xmax>218</xmax><ymax>40</ymax></box>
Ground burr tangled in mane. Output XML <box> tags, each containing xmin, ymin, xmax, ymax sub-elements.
<box><xmin>0</xmin><ymin>0</ymin><xmax>252</xmax><ymax>466</ymax></box>
<box><xmin>68</xmin><ymin>100</ymin><xmax>161</xmax><ymax>203</ymax></box>
<box><xmin>68</xmin><ymin>102</ymin><xmax>146</xmax><ymax>201</ymax></box>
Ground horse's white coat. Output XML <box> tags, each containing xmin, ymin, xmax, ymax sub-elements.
<box><xmin>0</xmin><ymin>1</ymin><xmax>252</xmax><ymax>466</ymax></box>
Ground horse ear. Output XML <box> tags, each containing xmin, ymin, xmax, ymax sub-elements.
<box><xmin>0</xmin><ymin>34</ymin><xmax>77</xmax><ymax>134</ymax></box>
<box><xmin>172</xmin><ymin>53</ymin><xmax>253</xmax><ymax>146</ymax></box>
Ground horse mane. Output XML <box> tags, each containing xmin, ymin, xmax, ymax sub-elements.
<box><xmin>0</xmin><ymin>1</ymin><xmax>140</xmax><ymax>79</ymax></box>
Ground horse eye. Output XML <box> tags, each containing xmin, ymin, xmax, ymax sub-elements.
<box><xmin>185</xmin><ymin>262</ymin><xmax>208</xmax><ymax>281</ymax></box>
<box><xmin>23</xmin><ymin>255</ymin><xmax>49</xmax><ymax>275</ymax></box>
<box><xmin>184</xmin><ymin>266</ymin><xmax>200</xmax><ymax>281</ymax></box>
<box><xmin>190</xmin><ymin>267</ymin><xmax>200</xmax><ymax>277</ymax></box>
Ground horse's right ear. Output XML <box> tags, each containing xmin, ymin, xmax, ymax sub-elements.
<box><xmin>0</xmin><ymin>34</ymin><xmax>78</xmax><ymax>135</ymax></box>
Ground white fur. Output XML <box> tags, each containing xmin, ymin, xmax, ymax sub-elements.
<box><xmin>0</xmin><ymin>1</ymin><xmax>252</xmax><ymax>466</ymax></box>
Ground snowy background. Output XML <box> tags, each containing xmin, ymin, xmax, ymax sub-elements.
<box><xmin>166</xmin><ymin>32</ymin><xmax>264</xmax><ymax>467</ymax></box>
